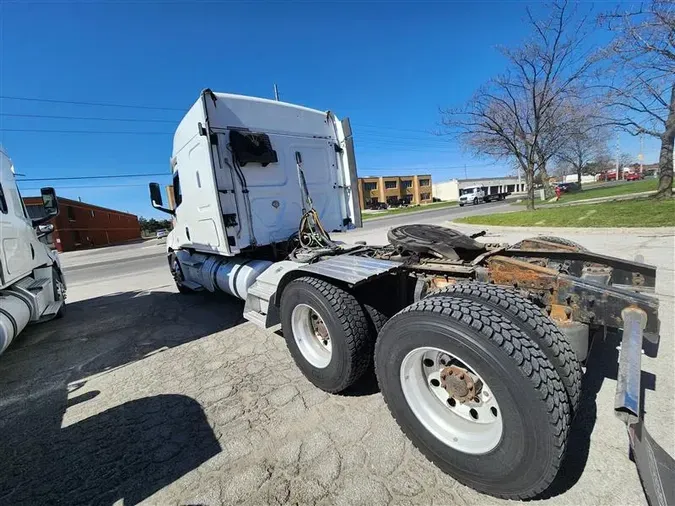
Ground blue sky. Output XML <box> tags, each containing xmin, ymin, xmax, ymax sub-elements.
<box><xmin>0</xmin><ymin>0</ymin><xmax>659</xmax><ymax>218</ymax></box>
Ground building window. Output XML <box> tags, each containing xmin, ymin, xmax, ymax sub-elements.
<box><xmin>0</xmin><ymin>183</ymin><xmax>7</xmax><ymax>214</ymax></box>
<box><xmin>67</xmin><ymin>206</ymin><xmax>76</xmax><ymax>221</ymax></box>
<box><xmin>385</xmin><ymin>180</ymin><xmax>397</xmax><ymax>189</ymax></box>
<box><xmin>420</xmin><ymin>192</ymin><xmax>431</xmax><ymax>200</ymax></box>
<box><xmin>386</xmin><ymin>196</ymin><xmax>399</xmax><ymax>204</ymax></box>
<box><xmin>401</xmin><ymin>180</ymin><xmax>412</xmax><ymax>189</ymax></box>
<box><xmin>419</xmin><ymin>178</ymin><xmax>430</xmax><ymax>187</ymax></box>
<box><xmin>364</xmin><ymin>182</ymin><xmax>377</xmax><ymax>192</ymax></box>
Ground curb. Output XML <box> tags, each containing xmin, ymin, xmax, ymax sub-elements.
<box><xmin>446</xmin><ymin>221</ymin><xmax>675</xmax><ymax>237</ymax></box>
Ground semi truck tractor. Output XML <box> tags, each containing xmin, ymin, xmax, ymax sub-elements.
<box><xmin>0</xmin><ymin>148</ymin><xmax>66</xmax><ymax>354</ymax></box>
<box><xmin>148</xmin><ymin>90</ymin><xmax>671</xmax><ymax>503</ymax></box>
<box><xmin>458</xmin><ymin>185</ymin><xmax>509</xmax><ymax>206</ymax></box>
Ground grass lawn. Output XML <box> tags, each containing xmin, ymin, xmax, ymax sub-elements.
<box><xmin>516</xmin><ymin>179</ymin><xmax>659</xmax><ymax>206</ymax></box>
<box><xmin>456</xmin><ymin>198</ymin><xmax>675</xmax><ymax>228</ymax></box>
<box><xmin>362</xmin><ymin>200</ymin><xmax>457</xmax><ymax>220</ymax></box>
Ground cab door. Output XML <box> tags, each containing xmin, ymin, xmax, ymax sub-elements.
<box><xmin>0</xmin><ymin>151</ymin><xmax>35</xmax><ymax>284</ymax></box>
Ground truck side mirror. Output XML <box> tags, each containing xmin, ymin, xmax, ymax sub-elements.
<box><xmin>149</xmin><ymin>182</ymin><xmax>164</xmax><ymax>207</ymax></box>
<box><xmin>149</xmin><ymin>182</ymin><xmax>175</xmax><ymax>216</ymax></box>
<box><xmin>41</xmin><ymin>187</ymin><xmax>59</xmax><ymax>217</ymax></box>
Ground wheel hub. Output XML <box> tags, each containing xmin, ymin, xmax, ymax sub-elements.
<box><xmin>440</xmin><ymin>366</ymin><xmax>482</xmax><ymax>403</ymax></box>
<box><xmin>291</xmin><ymin>304</ymin><xmax>333</xmax><ymax>369</ymax></box>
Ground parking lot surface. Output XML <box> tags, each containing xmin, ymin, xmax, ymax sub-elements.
<box><xmin>0</xmin><ymin>226</ymin><xmax>673</xmax><ymax>505</ymax></box>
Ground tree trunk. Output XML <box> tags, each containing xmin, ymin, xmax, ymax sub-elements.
<box><xmin>577</xmin><ymin>165</ymin><xmax>583</xmax><ymax>190</ymax></box>
<box><xmin>654</xmin><ymin>83</ymin><xmax>674</xmax><ymax>199</ymax></box>
<box><xmin>539</xmin><ymin>164</ymin><xmax>554</xmax><ymax>199</ymax></box>
<box><xmin>654</xmin><ymin>131</ymin><xmax>674</xmax><ymax>199</ymax></box>
<box><xmin>526</xmin><ymin>164</ymin><xmax>536</xmax><ymax>210</ymax></box>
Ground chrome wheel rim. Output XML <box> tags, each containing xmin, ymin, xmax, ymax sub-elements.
<box><xmin>291</xmin><ymin>304</ymin><xmax>332</xmax><ymax>368</ymax></box>
<box><xmin>400</xmin><ymin>346</ymin><xmax>503</xmax><ymax>454</ymax></box>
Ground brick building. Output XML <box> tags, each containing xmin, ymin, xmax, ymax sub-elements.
<box><xmin>23</xmin><ymin>196</ymin><xmax>141</xmax><ymax>252</ymax></box>
<box><xmin>357</xmin><ymin>174</ymin><xmax>432</xmax><ymax>209</ymax></box>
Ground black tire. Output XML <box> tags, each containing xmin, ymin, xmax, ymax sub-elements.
<box><xmin>515</xmin><ymin>236</ymin><xmax>587</xmax><ymax>252</ymax></box>
<box><xmin>459</xmin><ymin>203</ymin><xmax>464</xmax><ymax>207</ymax></box>
<box><xmin>473</xmin><ymin>197</ymin><xmax>478</xmax><ymax>205</ymax></box>
<box><xmin>169</xmin><ymin>252</ymin><xmax>193</xmax><ymax>294</ymax></box>
<box><xmin>375</xmin><ymin>297</ymin><xmax>570</xmax><ymax>500</ymax></box>
<box><xmin>425</xmin><ymin>283</ymin><xmax>582</xmax><ymax>414</ymax></box>
<box><xmin>281</xmin><ymin>277</ymin><xmax>373</xmax><ymax>393</ymax></box>
<box><xmin>364</xmin><ymin>304</ymin><xmax>389</xmax><ymax>334</ymax></box>
<box><xmin>53</xmin><ymin>268</ymin><xmax>66</xmax><ymax>319</ymax></box>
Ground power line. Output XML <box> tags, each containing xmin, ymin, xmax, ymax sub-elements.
<box><xmin>0</xmin><ymin>112</ymin><xmax>177</xmax><ymax>123</ymax></box>
<box><xmin>0</xmin><ymin>95</ymin><xmax>185</xmax><ymax>111</ymax></box>
<box><xmin>20</xmin><ymin>183</ymin><xmax>151</xmax><ymax>191</ymax></box>
<box><xmin>17</xmin><ymin>173</ymin><xmax>170</xmax><ymax>182</ymax></box>
<box><xmin>1</xmin><ymin>128</ymin><xmax>173</xmax><ymax>135</ymax></box>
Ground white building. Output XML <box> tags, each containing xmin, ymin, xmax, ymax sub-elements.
<box><xmin>432</xmin><ymin>177</ymin><xmax>526</xmax><ymax>202</ymax></box>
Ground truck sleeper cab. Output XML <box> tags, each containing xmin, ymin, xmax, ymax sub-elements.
<box><xmin>0</xmin><ymin>148</ymin><xmax>66</xmax><ymax>353</ymax></box>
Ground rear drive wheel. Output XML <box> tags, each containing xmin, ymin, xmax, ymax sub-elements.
<box><xmin>425</xmin><ymin>283</ymin><xmax>582</xmax><ymax>414</ymax></box>
<box><xmin>281</xmin><ymin>277</ymin><xmax>373</xmax><ymax>393</ymax></box>
<box><xmin>375</xmin><ymin>297</ymin><xmax>570</xmax><ymax>499</ymax></box>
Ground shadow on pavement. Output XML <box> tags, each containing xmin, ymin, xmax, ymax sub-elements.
<box><xmin>0</xmin><ymin>289</ymin><xmax>244</xmax><ymax>505</ymax></box>
<box><xmin>542</xmin><ymin>328</ymin><xmax>655</xmax><ymax>499</ymax></box>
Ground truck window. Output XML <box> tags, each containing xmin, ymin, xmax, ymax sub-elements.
<box><xmin>0</xmin><ymin>183</ymin><xmax>7</xmax><ymax>214</ymax></box>
<box><xmin>173</xmin><ymin>172</ymin><xmax>182</xmax><ymax>207</ymax></box>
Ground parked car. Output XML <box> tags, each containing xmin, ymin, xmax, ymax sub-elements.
<box><xmin>556</xmin><ymin>182</ymin><xmax>580</xmax><ymax>193</ymax></box>
<box><xmin>156</xmin><ymin>229</ymin><xmax>169</xmax><ymax>239</ymax></box>
<box><xmin>625</xmin><ymin>172</ymin><xmax>642</xmax><ymax>181</ymax></box>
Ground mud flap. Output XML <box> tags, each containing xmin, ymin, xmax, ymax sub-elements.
<box><xmin>615</xmin><ymin>307</ymin><xmax>674</xmax><ymax>506</ymax></box>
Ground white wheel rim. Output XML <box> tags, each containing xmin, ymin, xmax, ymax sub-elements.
<box><xmin>400</xmin><ymin>346</ymin><xmax>503</xmax><ymax>454</ymax></box>
<box><xmin>291</xmin><ymin>304</ymin><xmax>332</xmax><ymax>368</ymax></box>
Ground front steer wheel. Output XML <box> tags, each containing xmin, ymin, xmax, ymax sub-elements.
<box><xmin>280</xmin><ymin>277</ymin><xmax>373</xmax><ymax>393</ymax></box>
<box><xmin>375</xmin><ymin>297</ymin><xmax>570</xmax><ymax>500</ymax></box>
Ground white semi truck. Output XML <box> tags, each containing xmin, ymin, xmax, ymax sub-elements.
<box><xmin>148</xmin><ymin>90</ymin><xmax>670</xmax><ymax>502</ymax></box>
<box><xmin>458</xmin><ymin>185</ymin><xmax>509</xmax><ymax>206</ymax></box>
<box><xmin>0</xmin><ymin>148</ymin><xmax>66</xmax><ymax>354</ymax></box>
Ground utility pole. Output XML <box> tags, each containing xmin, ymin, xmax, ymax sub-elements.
<box><xmin>464</xmin><ymin>164</ymin><xmax>468</xmax><ymax>180</ymax></box>
<box><xmin>615</xmin><ymin>132</ymin><xmax>621</xmax><ymax>180</ymax></box>
<box><xmin>638</xmin><ymin>133</ymin><xmax>644</xmax><ymax>175</ymax></box>
<box><xmin>273</xmin><ymin>83</ymin><xmax>280</xmax><ymax>102</ymax></box>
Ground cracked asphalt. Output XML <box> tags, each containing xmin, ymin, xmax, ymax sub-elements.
<box><xmin>0</xmin><ymin>225</ymin><xmax>673</xmax><ymax>505</ymax></box>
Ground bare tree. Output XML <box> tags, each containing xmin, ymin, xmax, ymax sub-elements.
<box><xmin>601</xmin><ymin>1</ymin><xmax>674</xmax><ymax>198</ymax></box>
<box><xmin>441</xmin><ymin>1</ymin><xmax>595</xmax><ymax>209</ymax></box>
<box><xmin>556</xmin><ymin>105</ymin><xmax>608</xmax><ymax>188</ymax></box>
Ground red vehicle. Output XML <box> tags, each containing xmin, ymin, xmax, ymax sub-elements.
<box><xmin>626</xmin><ymin>172</ymin><xmax>642</xmax><ymax>181</ymax></box>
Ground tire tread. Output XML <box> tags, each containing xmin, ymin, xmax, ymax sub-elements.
<box><xmin>426</xmin><ymin>283</ymin><xmax>582</xmax><ymax>414</ymax></box>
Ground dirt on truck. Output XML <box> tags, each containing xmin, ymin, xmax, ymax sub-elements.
<box><xmin>146</xmin><ymin>90</ymin><xmax>673</xmax><ymax>503</ymax></box>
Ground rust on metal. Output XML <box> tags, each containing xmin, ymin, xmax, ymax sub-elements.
<box><xmin>487</xmin><ymin>255</ymin><xmax>558</xmax><ymax>290</ymax></box>
<box><xmin>550</xmin><ymin>304</ymin><xmax>570</xmax><ymax>322</ymax></box>
<box><xmin>515</xmin><ymin>238</ymin><xmax>582</xmax><ymax>252</ymax></box>
<box><xmin>440</xmin><ymin>366</ymin><xmax>477</xmax><ymax>403</ymax></box>
<box><xmin>430</xmin><ymin>276</ymin><xmax>457</xmax><ymax>290</ymax></box>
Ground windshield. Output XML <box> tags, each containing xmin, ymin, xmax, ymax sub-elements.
<box><xmin>460</xmin><ymin>188</ymin><xmax>478</xmax><ymax>196</ymax></box>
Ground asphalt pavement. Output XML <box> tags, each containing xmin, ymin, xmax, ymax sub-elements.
<box><xmin>2</xmin><ymin>210</ymin><xmax>673</xmax><ymax>505</ymax></box>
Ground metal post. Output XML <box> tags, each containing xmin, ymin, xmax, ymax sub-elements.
<box><xmin>273</xmin><ymin>84</ymin><xmax>280</xmax><ymax>101</ymax></box>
